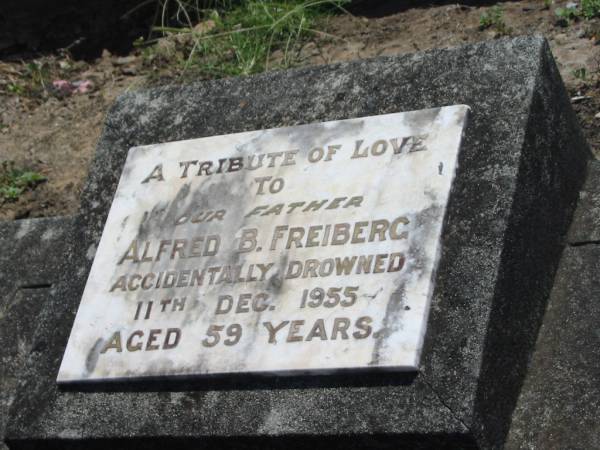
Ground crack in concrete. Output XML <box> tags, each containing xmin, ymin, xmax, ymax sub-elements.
<box><xmin>420</xmin><ymin>374</ymin><xmax>472</xmax><ymax>434</ymax></box>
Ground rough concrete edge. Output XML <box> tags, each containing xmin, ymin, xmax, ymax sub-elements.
<box><xmin>474</xmin><ymin>38</ymin><xmax>591</xmax><ymax>449</ymax></box>
<box><xmin>413</xmin><ymin>36</ymin><xmax>549</xmax><ymax>447</ymax></box>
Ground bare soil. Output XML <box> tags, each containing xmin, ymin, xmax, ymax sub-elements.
<box><xmin>1</xmin><ymin>0</ymin><xmax>599</xmax><ymax>220</ymax></box>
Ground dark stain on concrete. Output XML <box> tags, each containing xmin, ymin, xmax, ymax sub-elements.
<box><xmin>85</xmin><ymin>338</ymin><xmax>106</xmax><ymax>375</ymax></box>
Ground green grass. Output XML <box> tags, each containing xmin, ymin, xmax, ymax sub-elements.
<box><xmin>139</xmin><ymin>0</ymin><xmax>349</xmax><ymax>78</ymax></box>
<box><xmin>555</xmin><ymin>0</ymin><xmax>600</xmax><ymax>24</ymax></box>
<box><xmin>6</xmin><ymin>83</ymin><xmax>25</xmax><ymax>95</ymax></box>
<box><xmin>0</xmin><ymin>162</ymin><xmax>46</xmax><ymax>202</ymax></box>
<box><xmin>582</xmin><ymin>0</ymin><xmax>600</xmax><ymax>19</ymax></box>
<box><xmin>572</xmin><ymin>67</ymin><xmax>588</xmax><ymax>81</ymax></box>
<box><xmin>555</xmin><ymin>4</ymin><xmax>580</xmax><ymax>23</ymax></box>
<box><xmin>1</xmin><ymin>57</ymin><xmax>82</xmax><ymax>100</ymax></box>
<box><xmin>3</xmin><ymin>61</ymin><xmax>50</xmax><ymax>97</ymax></box>
<box><xmin>479</xmin><ymin>6</ymin><xmax>511</xmax><ymax>35</ymax></box>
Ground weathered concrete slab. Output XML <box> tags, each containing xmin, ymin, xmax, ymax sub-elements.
<box><xmin>507</xmin><ymin>160</ymin><xmax>600</xmax><ymax>449</ymax></box>
<box><xmin>506</xmin><ymin>246</ymin><xmax>600</xmax><ymax>449</ymax></box>
<box><xmin>5</xmin><ymin>36</ymin><xmax>590</xmax><ymax>449</ymax></box>
<box><xmin>0</xmin><ymin>217</ymin><xmax>75</xmax><ymax>450</ymax></box>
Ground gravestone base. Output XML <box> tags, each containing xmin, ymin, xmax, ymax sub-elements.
<box><xmin>506</xmin><ymin>160</ymin><xmax>600</xmax><ymax>449</ymax></box>
<box><xmin>0</xmin><ymin>218</ymin><xmax>75</xmax><ymax>450</ymax></box>
<box><xmin>1</xmin><ymin>36</ymin><xmax>592</xmax><ymax>449</ymax></box>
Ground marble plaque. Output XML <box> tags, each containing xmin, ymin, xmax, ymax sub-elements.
<box><xmin>57</xmin><ymin>105</ymin><xmax>469</xmax><ymax>383</ymax></box>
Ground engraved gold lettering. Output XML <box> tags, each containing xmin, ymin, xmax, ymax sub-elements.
<box><xmin>141</xmin><ymin>164</ymin><xmax>164</xmax><ymax>183</ymax></box>
<box><xmin>263</xmin><ymin>321</ymin><xmax>289</xmax><ymax>344</ymax></box>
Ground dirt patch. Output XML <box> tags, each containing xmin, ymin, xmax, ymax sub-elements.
<box><xmin>0</xmin><ymin>53</ymin><xmax>145</xmax><ymax>219</ymax></box>
<box><xmin>1</xmin><ymin>0</ymin><xmax>599</xmax><ymax>220</ymax></box>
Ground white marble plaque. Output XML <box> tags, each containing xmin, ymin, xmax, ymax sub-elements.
<box><xmin>57</xmin><ymin>105</ymin><xmax>469</xmax><ymax>383</ymax></box>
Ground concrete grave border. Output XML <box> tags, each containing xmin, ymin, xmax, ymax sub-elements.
<box><xmin>4</xmin><ymin>36</ymin><xmax>590</xmax><ymax>449</ymax></box>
